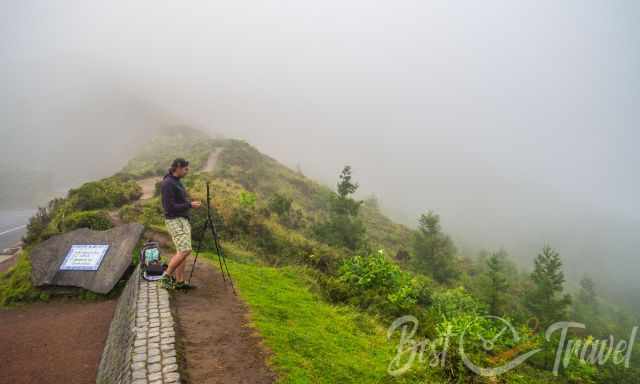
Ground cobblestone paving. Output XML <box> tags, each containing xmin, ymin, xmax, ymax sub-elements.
<box><xmin>131</xmin><ymin>281</ymin><xmax>180</xmax><ymax>384</ymax></box>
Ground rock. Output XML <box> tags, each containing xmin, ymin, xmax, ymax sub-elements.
<box><xmin>30</xmin><ymin>223</ymin><xmax>144</xmax><ymax>294</ymax></box>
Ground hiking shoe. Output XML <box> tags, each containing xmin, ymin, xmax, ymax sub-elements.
<box><xmin>160</xmin><ymin>275</ymin><xmax>175</xmax><ymax>290</ymax></box>
<box><xmin>175</xmin><ymin>281</ymin><xmax>196</xmax><ymax>290</ymax></box>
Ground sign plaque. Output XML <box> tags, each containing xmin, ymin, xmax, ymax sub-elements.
<box><xmin>59</xmin><ymin>244</ymin><xmax>110</xmax><ymax>271</ymax></box>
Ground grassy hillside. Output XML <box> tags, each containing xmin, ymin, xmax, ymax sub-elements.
<box><xmin>211</xmin><ymin>138</ymin><xmax>413</xmax><ymax>256</ymax></box>
<box><xmin>201</xmin><ymin>255</ymin><xmax>441</xmax><ymax>383</ymax></box>
<box><xmin>3</xmin><ymin>128</ymin><xmax>638</xmax><ymax>384</ymax></box>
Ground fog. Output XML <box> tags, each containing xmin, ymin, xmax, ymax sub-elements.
<box><xmin>1</xmin><ymin>2</ymin><xmax>639</xmax><ymax>308</ymax></box>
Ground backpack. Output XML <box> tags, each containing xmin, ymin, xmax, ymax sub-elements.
<box><xmin>140</xmin><ymin>241</ymin><xmax>166</xmax><ymax>281</ymax></box>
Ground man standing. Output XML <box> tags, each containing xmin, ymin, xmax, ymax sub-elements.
<box><xmin>160</xmin><ymin>158</ymin><xmax>201</xmax><ymax>289</ymax></box>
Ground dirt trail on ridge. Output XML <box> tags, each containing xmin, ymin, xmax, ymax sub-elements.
<box><xmin>173</xmin><ymin>261</ymin><xmax>276</xmax><ymax>384</ymax></box>
<box><xmin>138</xmin><ymin>177</ymin><xmax>162</xmax><ymax>200</ymax></box>
<box><xmin>201</xmin><ymin>148</ymin><xmax>223</xmax><ymax>173</ymax></box>
<box><xmin>135</xmin><ymin>148</ymin><xmax>221</xmax><ymax>202</ymax></box>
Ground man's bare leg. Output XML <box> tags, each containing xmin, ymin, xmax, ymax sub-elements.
<box><xmin>175</xmin><ymin>251</ymin><xmax>190</xmax><ymax>282</ymax></box>
<box><xmin>165</xmin><ymin>250</ymin><xmax>190</xmax><ymax>278</ymax></box>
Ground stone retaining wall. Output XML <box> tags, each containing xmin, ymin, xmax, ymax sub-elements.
<box><xmin>97</xmin><ymin>268</ymin><xmax>181</xmax><ymax>384</ymax></box>
<box><xmin>97</xmin><ymin>266</ymin><xmax>140</xmax><ymax>384</ymax></box>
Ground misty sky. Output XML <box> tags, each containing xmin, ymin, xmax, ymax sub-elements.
<box><xmin>1</xmin><ymin>1</ymin><xmax>639</xmax><ymax>301</ymax></box>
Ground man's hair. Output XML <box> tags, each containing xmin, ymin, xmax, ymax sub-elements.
<box><xmin>169</xmin><ymin>158</ymin><xmax>189</xmax><ymax>174</ymax></box>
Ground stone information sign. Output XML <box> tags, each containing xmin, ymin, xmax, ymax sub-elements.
<box><xmin>60</xmin><ymin>244</ymin><xmax>110</xmax><ymax>271</ymax></box>
<box><xmin>30</xmin><ymin>223</ymin><xmax>144</xmax><ymax>294</ymax></box>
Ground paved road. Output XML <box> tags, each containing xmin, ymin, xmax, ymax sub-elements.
<box><xmin>0</xmin><ymin>209</ymin><xmax>33</xmax><ymax>250</ymax></box>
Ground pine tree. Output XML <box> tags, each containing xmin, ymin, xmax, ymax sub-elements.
<box><xmin>337</xmin><ymin>166</ymin><xmax>358</xmax><ymax>198</ymax></box>
<box><xmin>412</xmin><ymin>211</ymin><xmax>458</xmax><ymax>283</ymax></box>
<box><xmin>525</xmin><ymin>245</ymin><xmax>572</xmax><ymax>326</ymax></box>
<box><xmin>484</xmin><ymin>251</ymin><xmax>509</xmax><ymax>315</ymax></box>
<box><xmin>314</xmin><ymin>166</ymin><xmax>365</xmax><ymax>250</ymax></box>
<box><xmin>573</xmin><ymin>276</ymin><xmax>602</xmax><ymax>332</ymax></box>
<box><xmin>577</xmin><ymin>276</ymin><xmax>597</xmax><ymax>311</ymax></box>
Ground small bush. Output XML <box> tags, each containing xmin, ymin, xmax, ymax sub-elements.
<box><xmin>268</xmin><ymin>193</ymin><xmax>292</xmax><ymax>216</ymax></box>
<box><xmin>61</xmin><ymin>210</ymin><xmax>113</xmax><ymax>231</ymax></box>
<box><xmin>224</xmin><ymin>200</ymin><xmax>256</xmax><ymax>239</ymax></box>
<box><xmin>118</xmin><ymin>201</ymin><xmax>164</xmax><ymax>228</ymax></box>
<box><xmin>329</xmin><ymin>250</ymin><xmax>433</xmax><ymax>319</ymax></box>
<box><xmin>118</xmin><ymin>204</ymin><xmax>143</xmax><ymax>223</ymax></box>
<box><xmin>23</xmin><ymin>207</ymin><xmax>51</xmax><ymax>245</ymax></box>
<box><xmin>23</xmin><ymin>198</ymin><xmax>65</xmax><ymax>245</ymax></box>
<box><xmin>338</xmin><ymin>251</ymin><xmax>402</xmax><ymax>292</ymax></box>
<box><xmin>238</xmin><ymin>191</ymin><xmax>257</xmax><ymax>209</ymax></box>
<box><xmin>68</xmin><ymin>176</ymin><xmax>142</xmax><ymax>211</ymax></box>
<box><xmin>313</xmin><ymin>212</ymin><xmax>366</xmax><ymax>251</ymax></box>
<box><xmin>428</xmin><ymin>286</ymin><xmax>485</xmax><ymax>322</ymax></box>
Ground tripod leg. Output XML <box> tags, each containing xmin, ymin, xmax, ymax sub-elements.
<box><xmin>211</xmin><ymin>225</ymin><xmax>236</xmax><ymax>294</ymax></box>
<box><xmin>188</xmin><ymin>220</ymin><xmax>208</xmax><ymax>284</ymax></box>
<box><xmin>218</xmin><ymin>245</ymin><xmax>236</xmax><ymax>295</ymax></box>
<box><xmin>208</xmin><ymin>220</ymin><xmax>226</xmax><ymax>283</ymax></box>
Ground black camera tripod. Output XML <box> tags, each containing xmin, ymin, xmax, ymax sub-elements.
<box><xmin>188</xmin><ymin>181</ymin><xmax>235</xmax><ymax>294</ymax></box>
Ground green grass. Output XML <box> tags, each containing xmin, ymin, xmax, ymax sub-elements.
<box><xmin>200</xmin><ymin>254</ymin><xmax>440</xmax><ymax>383</ymax></box>
<box><xmin>0</xmin><ymin>251</ymin><xmax>48</xmax><ymax>306</ymax></box>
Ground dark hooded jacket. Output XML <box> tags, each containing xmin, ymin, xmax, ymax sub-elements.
<box><xmin>161</xmin><ymin>174</ymin><xmax>191</xmax><ymax>219</ymax></box>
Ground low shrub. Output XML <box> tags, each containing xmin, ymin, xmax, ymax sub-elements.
<box><xmin>118</xmin><ymin>201</ymin><xmax>164</xmax><ymax>228</ymax></box>
<box><xmin>326</xmin><ymin>250</ymin><xmax>434</xmax><ymax>319</ymax></box>
<box><xmin>61</xmin><ymin>210</ymin><xmax>113</xmax><ymax>231</ymax></box>
<box><xmin>268</xmin><ymin>193</ymin><xmax>292</xmax><ymax>216</ymax></box>
<box><xmin>428</xmin><ymin>286</ymin><xmax>486</xmax><ymax>322</ymax></box>
<box><xmin>68</xmin><ymin>176</ymin><xmax>142</xmax><ymax>211</ymax></box>
<box><xmin>118</xmin><ymin>204</ymin><xmax>143</xmax><ymax>223</ymax></box>
<box><xmin>23</xmin><ymin>198</ymin><xmax>65</xmax><ymax>245</ymax></box>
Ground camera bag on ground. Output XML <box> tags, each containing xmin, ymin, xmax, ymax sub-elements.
<box><xmin>140</xmin><ymin>241</ymin><xmax>166</xmax><ymax>281</ymax></box>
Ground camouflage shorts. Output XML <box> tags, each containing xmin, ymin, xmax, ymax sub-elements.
<box><xmin>165</xmin><ymin>217</ymin><xmax>192</xmax><ymax>252</ymax></box>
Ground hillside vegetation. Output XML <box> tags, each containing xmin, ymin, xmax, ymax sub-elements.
<box><xmin>2</xmin><ymin>128</ymin><xmax>638</xmax><ymax>383</ymax></box>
